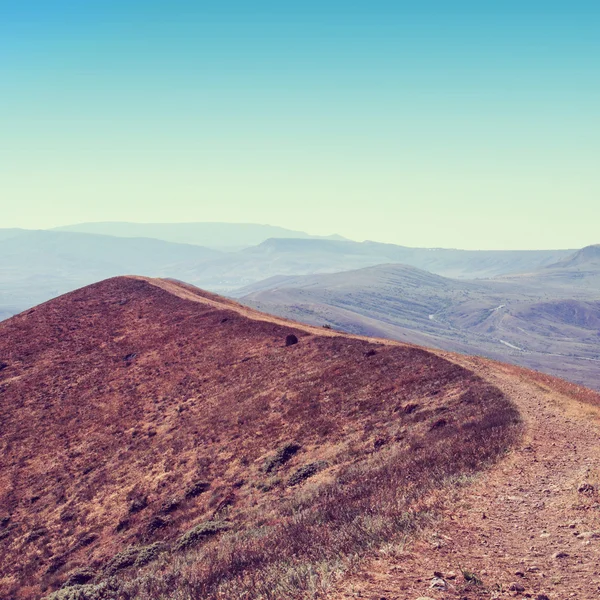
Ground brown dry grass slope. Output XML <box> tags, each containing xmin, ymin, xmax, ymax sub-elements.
<box><xmin>0</xmin><ymin>277</ymin><xmax>521</xmax><ymax>599</ymax></box>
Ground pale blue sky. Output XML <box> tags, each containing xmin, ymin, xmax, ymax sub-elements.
<box><xmin>1</xmin><ymin>1</ymin><xmax>598</xmax><ymax>248</ymax></box>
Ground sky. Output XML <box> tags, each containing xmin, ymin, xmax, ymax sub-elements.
<box><xmin>1</xmin><ymin>1</ymin><xmax>599</xmax><ymax>249</ymax></box>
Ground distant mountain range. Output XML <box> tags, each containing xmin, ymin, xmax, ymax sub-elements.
<box><xmin>242</xmin><ymin>246</ymin><xmax>600</xmax><ymax>390</ymax></box>
<box><xmin>0</xmin><ymin>229</ymin><xmax>219</xmax><ymax>316</ymax></box>
<box><xmin>1</xmin><ymin>224</ymin><xmax>598</xmax><ymax>390</ymax></box>
<box><xmin>0</xmin><ymin>226</ymin><xmax>574</xmax><ymax>319</ymax></box>
<box><xmin>52</xmin><ymin>221</ymin><xmax>347</xmax><ymax>250</ymax></box>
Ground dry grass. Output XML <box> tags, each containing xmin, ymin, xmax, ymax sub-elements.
<box><xmin>0</xmin><ymin>277</ymin><xmax>521</xmax><ymax>599</ymax></box>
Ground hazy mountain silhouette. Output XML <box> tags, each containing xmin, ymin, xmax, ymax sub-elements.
<box><xmin>52</xmin><ymin>222</ymin><xmax>347</xmax><ymax>250</ymax></box>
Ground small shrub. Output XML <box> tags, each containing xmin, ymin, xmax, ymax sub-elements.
<box><xmin>128</xmin><ymin>495</ymin><xmax>147</xmax><ymax>514</ymax></box>
<box><xmin>263</xmin><ymin>443</ymin><xmax>301</xmax><ymax>474</ymax></box>
<box><xmin>287</xmin><ymin>461</ymin><xmax>328</xmax><ymax>487</ymax></box>
<box><xmin>25</xmin><ymin>527</ymin><xmax>47</xmax><ymax>543</ymax></box>
<box><xmin>176</xmin><ymin>520</ymin><xmax>231</xmax><ymax>551</ymax></box>
<box><xmin>134</xmin><ymin>542</ymin><xmax>165</xmax><ymax>567</ymax></box>
<box><xmin>63</xmin><ymin>569</ymin><xmax>95</xmax><ymax>587</ymax></box>
<box><xmin>257</xmin><ymin>476</ymin><xmax>282</xmax><ymax>492</ymax></box>
<box><xmin>46</xmin><ymin>580</ymin><xmax>119</xmax><ymax>600</ymax></box>
<box><xmin>147</xmin><ymin>514</ymin><xmax>170</xmax><ymax>534</ymax></box>
<box><xmin>104</xmin><ymin>547</ymin><xmax>140</xmax><ymax>575</ymax></box>
<box><xmin>104</xmin><ymin>541</ymin><xmax>167</xmax><ymax>575</ymax></box>
<box><xmin>185</xmin><ymin>481</ymin><xmax>210</xmax><ymax>499</ymax></box>
<box><xmin>461</xmin><ymin>567</ymin><xmax>483</xmax><ymax>586</ymax></box>
<box><xmin>159</xmin><ymin>497</ymin><xmax>180</xmax><ymax>513</ymax></box>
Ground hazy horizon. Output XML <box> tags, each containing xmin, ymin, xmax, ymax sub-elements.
<box><xmin>2</xmin><ymin>2</ymin><xmax>599</xmax><ymax>250</ymax></box>
<box><xmin>3</xmin><ymin>219</ymin><xmax>593</xmax><ymax>251</ymax></box>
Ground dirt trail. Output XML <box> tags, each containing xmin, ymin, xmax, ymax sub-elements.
<box><xmin>332</xmin><ymin>354</ymin><xmax>600</xmax><ymax>600</ymax></box>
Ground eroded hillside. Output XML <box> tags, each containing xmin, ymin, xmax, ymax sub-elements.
<box><xmin>0</xmin><ymin>277</ymin><xmax>519</xmax><ymax>599</ymax></box>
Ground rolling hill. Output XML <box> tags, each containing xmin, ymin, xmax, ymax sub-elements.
<box><xmin>0</xmin><ymin>276</ymin><xmax>518</xmax><ymax>599</ymax></box>
<box><xmin>2</xmin><ymin>277</ymin><xmax>600</xmax><ymax>599</ymax></box>
<box><xmin>0</xmin><ymin>228</ymin><xmax>575</xmax><ymax>319</ymax></box>
<box><xmin>242</xmin><ymin>251</ymin><xmax>600</xmax><ymax>390</ymax></box>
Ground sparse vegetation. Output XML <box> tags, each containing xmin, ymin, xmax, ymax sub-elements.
<box><xmin>262</xmin><ymin>442</ymin><xmax>301</xmax><ymax>474</ymax></box>
<box><xmin>175</xmin><ymin>520</ymin><xmax>232</xmax><ymax>551</ymax></box>
<box><xmin>46</xmin><ymin>580</ymin><xmax>120</xmax><ymax>600</ymax></box>
<box><xmin>104</xmin><ymin>547</ymin><xmax>140</xmax><ymax>575</ymax></box>
<box><xmin>287</xmin><ymin>460</ymin><xmax>328</xmax><ymax>486</ymax></box>
<box><xmin>461</xmin><ymin>566</ymin><xmax>484</xmax><ymax>586</ymax></box>
<box><xmin>185</xmin><ymin>481</ymin><xmax>210</xmax><ymax>499</ymax></box>
<box><xmin>63</xmin><ymin>569</ymin><xmax>95</xmax><ymax>587</ymax></box>
<box><xmin>0</xmin><ymin>277</ymin><xmax>522</xmax><ymax>599</ymax></box>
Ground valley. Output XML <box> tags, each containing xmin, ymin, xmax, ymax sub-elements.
<box><xmin>241</xmin><ymin>247</ymin><xmax>600</xmax><ymax>390</ymax></box>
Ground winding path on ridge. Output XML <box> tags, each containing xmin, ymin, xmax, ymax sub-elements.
<box><xmin>331</xmin><ymin>354</ymin><xmax>600</xmax><ymax>600</ymax></box>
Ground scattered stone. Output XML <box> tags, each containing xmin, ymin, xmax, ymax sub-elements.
<box><xmin>535</xmin><ymin>595</ymin><xmax>550</xmax><ymax>600</ymax></box>
<box><xmin>552</xmin><ymin>551</ymin><xmax>569</xmax><ymax>559</ymax></box>
<box><xmin>509</xmin><ymin>582</ymin><xmax>525</xmax><ymax>592</ymax></box>
<box><xmin>578</xmin><ymin>483</ymin><xmax>596</xmax><ymax>494</ymax></box>
<box><xmin>430</xmin><ymin>577</ymin><xmax>446</xmax><ymax>590</ymax></box>
<box><xmin>446</xmin><ymin>571</ymin><xmax>457</xmax><ymax>580</ymax></box>
<box><xmin>515</xmin><ymin>570</ymin><xmax>525</xmax><ymax>577</ymax></box>
<box><xmin>285</xmin><ymin>334</ymin><xmax>298</xmax><ymax>346</ymax></box>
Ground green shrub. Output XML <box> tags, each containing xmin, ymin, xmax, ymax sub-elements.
<box><xmin>287</xmin><ymin>461</ymin><xmax>328</xmax><ymax>487</ymax></box>
<box><xmin>104</xmin><ymin>541</ymin><xmax>166</xmax><ymax>575</ymax></box>
<box><xmin>134</xmin><ymin>542</ymin><xmax>165</xmax><ymax>567</ymax></box>
<box><xmin>46</xmin><ymin>580</ymin><xmax>119</xmax><ymax>600</ymax></box>
<box><xmin>176</xmin><ymin>520</ymin><xmax>231</xmax><ymax>551</ymax></box>
<box><xmin>62</xmin><ymin>569</ymin><xmax>95</xmax><ymax>587</ymax></box>
<box><xmin>263</xmin><ymin>443</ymin><xmax>301</xmax><ymax>474</ymax></box>
<box><xmin>104</xmin><ymin>547</ymin><xmax>139</xmax><ymax>575</ymax></box>
<box><xmin>185</xmin><ymin>481</ymin><xmax>210</xmax><ymax>499</ymax></box>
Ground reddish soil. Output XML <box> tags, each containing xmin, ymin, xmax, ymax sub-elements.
<box><xmin>0</xmin><ymin>277</ymin><xmax>512</xmax><ymax>599</ymax></box>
